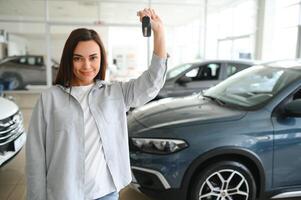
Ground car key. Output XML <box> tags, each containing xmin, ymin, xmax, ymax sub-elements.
<box><xmin>142</xmin><ymin>16</ymin><xmax>151</xmax><ymax>37</ymax></box>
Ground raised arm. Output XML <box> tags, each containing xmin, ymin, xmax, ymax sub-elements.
<box><xmin>120</xmin><ymin>8</ymin><xmax>168</xmax><ymax>110</ymax></box>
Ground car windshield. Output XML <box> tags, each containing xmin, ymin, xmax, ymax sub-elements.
<box><xmin>166</xmin><ymin>63</ymin><xmax>192</xmax><ymax>79</ymax></box>
<box><xmin>0</xmin><ymin>57</ymin><xmax>13</xmax><ymax>65</ymax></box>
<box><xmin>203</xmin><ymin>65</ymin><xmax>301</xmax><ymax>109</ymax></box>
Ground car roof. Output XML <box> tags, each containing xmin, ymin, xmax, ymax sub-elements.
<box><xmin>259</xmin><ymin>59</ymin><xmax>301</xmax><ymax>71</ymax></box>
<box><xmin>0</xmin><ymin>55</ymin><xmax>43</xmax><ymax>62</ymax></box>
<box><xmin>179</xmin><ymin>59</ymin><xmax>259</xmax><ymax>67</ymax></box>
<box><xmin>0</xmin><ymin>55</ymin><xmax>59</xmax><ymax>65</ymax></box>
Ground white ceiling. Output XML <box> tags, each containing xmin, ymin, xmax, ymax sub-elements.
<box><xmin>0</xmin><ymin>0</ymin><xmax>244</xmax><ymax>35</ymax></box>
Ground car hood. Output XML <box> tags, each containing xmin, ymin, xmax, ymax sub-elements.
<box><xmin>129</xmin><ymin>95</ymin><xmax>246</xmax><ymax>130</ymax></box>
<box><xmin>0</xmin><ymin>97</ymin><xmax>19</xmax><ymax>120</ymax></box>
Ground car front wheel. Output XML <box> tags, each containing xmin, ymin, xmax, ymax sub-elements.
<box><xmin>191</xmin><ymin>161</ymin><xmax>256</xmax><ymax>200</ymax></box>
<box><xmin>3</xmin><ymin>73</ymin><xmax>24</xmax><ymax>90</ymax></box>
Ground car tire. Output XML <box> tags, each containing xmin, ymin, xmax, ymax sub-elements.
<box><xmin>191</xmin><ymin>161</ymin><xmax>256</xmax><ymax>200</ymax></box>
<box><xmin>3</xmin><ymin>73</ymin><xmax>24</xmax><ymax>90</ymax></box>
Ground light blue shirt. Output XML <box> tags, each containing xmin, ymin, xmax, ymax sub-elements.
<box><xmin>26</xmin><ymin>53</ymin><xmax>167</xmax><ymax>200</ymax></box>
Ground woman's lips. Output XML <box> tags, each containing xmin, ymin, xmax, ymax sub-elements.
<box><xmin>80</xmin><ymin>71</ymin><xmax>94</xmax><ymax>76</ymax></box>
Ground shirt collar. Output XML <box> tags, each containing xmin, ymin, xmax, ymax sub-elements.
<box><xmin>56</xmin><ymin>79</ymin><xmax>106</xmax><ymax>92</ymax></box>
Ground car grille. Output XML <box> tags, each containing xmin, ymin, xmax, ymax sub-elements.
<box><xmin>0</xmin><ymin>111</ymin><xmax>24</xmax><ymax>148</ymax></box>
<box><xmin>129</xmin><ymin>138</ymin><xmax>139</xmax><ymax>152</ymax></box>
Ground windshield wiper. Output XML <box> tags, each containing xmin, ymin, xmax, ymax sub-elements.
<box><xmin>202</xmin><ymin>95</ymin><xmax>225</xmax><ymax>106</ymax></box>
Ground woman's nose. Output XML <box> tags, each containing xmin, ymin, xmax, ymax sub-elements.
<box><xmin>83</xmin><ymin>59</ymin><xmax>91</xmax><ymax>68</ymax></box>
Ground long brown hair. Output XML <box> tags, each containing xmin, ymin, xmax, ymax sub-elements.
<box><xmin>55</xmin><ymin>28</ymin><xmax>107</xmax><ymax>87</ymax></box>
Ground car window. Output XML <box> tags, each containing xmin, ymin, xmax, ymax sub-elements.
<box><xmin>36</xmin><ymin>57</ymin><xmax>44</xmax><ymax>65</ymax></box>
<box><xmin>208</xmin><ymin>64</ymin><xmax>220</xmax><ymax>78</ymax></box>
<box><xmin>19</xmin><ymin>57</ymin><xmax>26</xmax><ymax>64</ymax></box>
<box><xmin>28</xmin><ymin>57</ymin><xmax>36</xmax><ymax>65</ymax></box>
<box><xmin>9</xmin><ymin>56</ymin><xmax>44</xmax><ymax>66</ymax></box>
<box><xmin>8</xmin><ymin>57</ymin><xmax>23</xmax><ymax>64</ymax></box>
<box><xmin>293</xmin><ymin>88</ymin><xmax>301</xmax><ymax>100</ymax></box>
<box><xmin>198</xmin><ymin>63</ymin><xmax>220</xmax><ymax>80</ymax></box>
<box><xmin>166</xmin><ymin>63</ymin><xmax>192</xmax><ymax>79</ymax></box>
<box><xmin>226</xmin><ymin>64</ymin><xmax>250</xmax><ymax>77</ymax></box>
<box><xmin>182</xmin><ymin>63</ymin><xmax>221</xmax><ymax>81</ymax></box>
<box><xmin>227</xmin><ymin>65</ymin><xmax>239</xmax><ymax>77</ymax></box>
<box><xmin>185</xmin><ymin>68</ymin><xmax>198</xmax><ymax>78</ymax></box>
<box><xmin>276</xmin><ymin>87</ymin><xmax>301</xmax><ymax>114</ymax></box>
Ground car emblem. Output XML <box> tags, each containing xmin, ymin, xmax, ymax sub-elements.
<box><xmin>12</xmin><ymin>114</ymin><xmax>20</xmax><ymax>123</ymax></box>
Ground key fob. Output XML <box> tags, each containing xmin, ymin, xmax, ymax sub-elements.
<box><xmin>142</xmin><ymin>16</ymin><xmax>151</xmax><ymax>37</ymax></box>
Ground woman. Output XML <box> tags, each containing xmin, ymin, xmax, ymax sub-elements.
<box><xmin>26</xmin><ymin>8</ymin><xmax>167</xmax><ymax>200</ymax></box>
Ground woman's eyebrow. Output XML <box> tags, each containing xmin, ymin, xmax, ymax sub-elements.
<box><xmin>73</xmin><ymin>53</ymin><xmax>98</xmax><ymax>57</ymax></box>
<box><xmin>89</xmin><ymin>53</ymin><xmax>98</xmax><ymax>57</ymax></box>
<box><xmin>73</xmin><ymin>54</ymin><xmax>83</xmax><ymax>57</ymax></box>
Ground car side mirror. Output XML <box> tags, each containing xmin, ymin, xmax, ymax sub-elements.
<box><xmin>177</xmin><ymin>76</ymin><xmax>191</xmax><ymax>85</ymax></box>
<box><xmin>284</xmin><ymin>99</ymin><xmax>301</xmax><ymax>117</ymax></box>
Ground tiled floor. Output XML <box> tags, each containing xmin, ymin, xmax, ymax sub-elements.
<box><xmin>0</xmin><ymin>147</ymin><xmax>152</xmax><ymax>200</ymax></box>
<box><xmin>0</xmin><ymin>148</ymin><xmax>26</xmax><ymax>200</ymax></box>
<box><xmin>0</xmin><ymin>107</ymin><xmax>152</xmax><ymax>200</ymax></box>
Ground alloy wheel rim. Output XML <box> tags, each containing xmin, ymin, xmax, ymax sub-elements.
<box><xmin>198</xmin><ymin>169</ymin><xmax>249</xmax><ymax>200</ymax></box>
<box><xmin>7</xmin><ymin>77</ymin><xmax>20</xmax><ymax>89</ymax></box>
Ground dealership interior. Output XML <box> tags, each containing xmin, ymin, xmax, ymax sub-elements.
<box><xmin>1</xmin><ymin>0</ymin><xmax>301</xmax><ymax>200</ymax></box>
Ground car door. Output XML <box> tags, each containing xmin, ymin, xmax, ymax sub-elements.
<box><xmin>171</xmin><ymin>63</ymin><xmax>221</xmax><ymax>97</ymax></box>
<box><xmin>272</xmin><ymin>86</ymin><xmax>301</xmax><ymax>187</ymax></box>
<box><xmin>25</xmin><ymin>56</ymin><xmax>46</xmax><ymax>85</ymax></box>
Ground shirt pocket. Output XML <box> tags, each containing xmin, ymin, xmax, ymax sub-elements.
<box><xmin>53</xmin><ymin>107</ymin><xmax>74</xmax><ymax>133</ymax></box>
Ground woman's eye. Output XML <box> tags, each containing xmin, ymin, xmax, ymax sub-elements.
<box><xmin>73</xmin><ymin>57</ymin><xmax>81</xmax><ymax>61</ymax></box>
<box><xmin>90</xmin><ymin>56</ymin><xmax>98</xmax><ymax>61</ymax></box>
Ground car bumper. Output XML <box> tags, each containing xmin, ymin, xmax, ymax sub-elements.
<box><xmin>130</xmin><ymin>166</ymin><xmax>186</xmax><ymax>200</ymax></box>
<box><xmin>0</xmin><ymin>132</ymin><xmax>26</xmax><ymax>167</ymax></box>
<box><xmin>129</xmin><ymin>171</ymin><xmax>142</xmax><ymax>192</ymax></box>
<box><xmin>131</xmin><ymin>166</ymin><xmax>171</xmax><ymax>190</ymax></box>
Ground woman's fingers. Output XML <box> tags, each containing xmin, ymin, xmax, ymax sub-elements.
<box><xmin>137</xmin><ymin>8</ymin><xmax>156</xmax><ymax>20</ymax></box>
<box><xmin>137</xmin><ymin>8</ymin><xmax>164</xmax><ymax>33</ymax></box>
<box><xmin>144</xmin><ymin>8</ymin><xmax>151</xmax><ymax>15</ymax></box>
<box><xmin>149</xmin><ymin>8</ymin><xmax>160</xmax><ymax>21</ymax></box>
<box><xmin>150</xmin><ymin>9</ymin><xmax>157</xmax><ymax>20</ymax></box>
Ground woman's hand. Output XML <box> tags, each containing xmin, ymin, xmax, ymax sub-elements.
<box><xmin>137</xmin><ymin>8</ymin><xmax>164</xmax><ymax>34</ymax></box>
<box><xmin>137</xmin><ymin>8</ymin><xmax>167</xmax><ymax>59</ymax></box>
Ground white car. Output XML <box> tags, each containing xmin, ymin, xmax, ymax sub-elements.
<box><xmin>0</xmin><ymin>96</ymin><xmax>26</xmax><ymax>167</ymax></box>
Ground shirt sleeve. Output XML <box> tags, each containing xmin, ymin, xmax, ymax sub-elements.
<box><xmin>119</xmin><ymin>53</ymin><xmax>167</xmax><ymax>111</ymax></box>
<box><xmin>26</xmin><ymin>94</ymin><xmax>47</xmax><ymax>200</ymax></box>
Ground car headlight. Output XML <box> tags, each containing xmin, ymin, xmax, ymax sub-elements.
<box><xmin>131</xmin><ymin>138</ymin><xmax>188</xmax><ymax>154</ymax></box>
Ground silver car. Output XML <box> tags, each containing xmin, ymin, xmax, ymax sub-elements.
<box><xmin>156</xmin><ymin>60</ymin><xmax>256</xmax><ymax>99</ymax></box>
<box><xmin>0</xmin><ymin>55</ymin><xmax>58</xmax><ymax>90</ymax></box>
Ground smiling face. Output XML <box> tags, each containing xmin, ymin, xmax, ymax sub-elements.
<box><xmin>71</xmin><ymin>40</ymin><xmax>101</xmax><ymax>86</ymax></box>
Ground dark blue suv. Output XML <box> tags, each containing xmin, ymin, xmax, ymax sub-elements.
<box><xmin>128</xmin><ymin>60</ymin><xmax>301</xmax><ymax>200</ymax></box>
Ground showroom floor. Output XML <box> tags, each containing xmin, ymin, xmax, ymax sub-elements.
<box><xmin>0</xmin><ymin>96</ymin><xmax>152</xmax><ymax>200</ymax></box>
<box><xmin>0</xmin><ymin>147</ymin><xmax>152</xmax><ymax>200</ymax></box>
